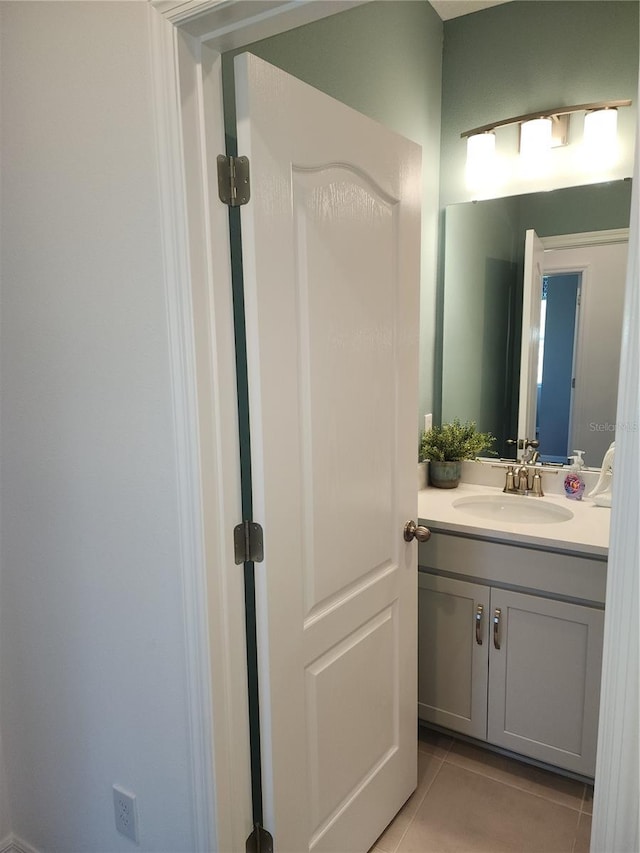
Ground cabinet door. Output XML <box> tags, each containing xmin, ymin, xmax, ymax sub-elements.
<box><xmin>488</xmin><ymin>589</ymin><xmax>604</xmax><ymax>776</ymax></box>
<box><xmin>418</xmin><ymin>573</ymin><xmax>489</xmax><ymax>740</ymax></box>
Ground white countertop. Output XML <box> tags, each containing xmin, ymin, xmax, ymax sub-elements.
<box><xmin>418</xmin><ymin>482</ymin><xmax>610</xmax><ymax>558</ymax></box>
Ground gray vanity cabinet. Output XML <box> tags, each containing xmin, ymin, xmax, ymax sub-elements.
<box><xmin>418</xmin><ymin>570</ymin><xmax>604</xmax><ymax>778</ymax></box>
<box><xmin>487</xmin><ymin>587</ymin><xmax>603</xmax><ymax>776</ymax></box>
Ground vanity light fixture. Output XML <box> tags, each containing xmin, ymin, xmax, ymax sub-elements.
<box><xmin>462</xmin><ymin>99</ymin><xmax>631</xmax><ymax>173</ymax></box>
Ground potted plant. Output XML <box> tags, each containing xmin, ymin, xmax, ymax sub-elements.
<box><xmin>420</xmin><ymin>419</ymin><xmax>495</xmax><ymax>489</ymax></box>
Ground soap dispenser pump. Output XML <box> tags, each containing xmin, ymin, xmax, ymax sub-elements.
<box><xmin>564</xmin><ymin>450</ymin><xmax>586</xmax><ymax>501</ymax></box>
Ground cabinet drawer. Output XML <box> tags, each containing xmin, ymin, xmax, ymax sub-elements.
<box><xmin>418</xmin><ymin>530</ymin><xmax>606</xmax><ymax>605</ymax></box>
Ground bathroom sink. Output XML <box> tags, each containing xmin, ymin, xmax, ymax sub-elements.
<box><xmin>452</xmin><ymin>494</ymin><xmax>574</xmax><ymax>524</ymax></box>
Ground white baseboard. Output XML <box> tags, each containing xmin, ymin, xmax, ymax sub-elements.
<box><xmin>0</xmin><ymin>835</ymin><xmax>41</xmax><ymax>853</ymax></box>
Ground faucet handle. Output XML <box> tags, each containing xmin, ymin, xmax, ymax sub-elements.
<box><xmin>503</xmin><ymin>465</ymin><xmax>516</xmax><ymax>493</ymax></box>
<box><xmin>531</xmin><ymin>469</ymin><xmax>544</xmax><ymax>497</ymax></box>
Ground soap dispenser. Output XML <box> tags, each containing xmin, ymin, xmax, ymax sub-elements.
<box><xmin>564</xmin><ymin>450</ymin><xmax>586</xmax><ymax>501</ymax></box>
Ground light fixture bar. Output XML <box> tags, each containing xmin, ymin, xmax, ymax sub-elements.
<box><xmin>460</xmin><ymin>99</ymin><xmax>632</xmax><ymax>138</ymax></box>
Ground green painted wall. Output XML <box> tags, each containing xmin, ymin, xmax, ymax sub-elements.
<box><xmin>223</xmin><ymin>0</ymin><xmax>444</xmax><ymax>430</ymax></box>
<box><xmin>440</xmin><ymin>1</ymin><xmax>639</xmax><ymax>206</ymax></box>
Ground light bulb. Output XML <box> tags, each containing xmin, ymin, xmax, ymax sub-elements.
<box><xmin>520</xmin><ymin>117</ymin><xmax>553</xmax><ymax>159</ymax></box>
<box><xmin>583</xmin><ymin>108</ymin><xmax>618</xmax><ymax>168</ymax></box>
<box><xmin>465</xmin><ymin>132</ymin><xmax>496</xmax><ymax>190</ymax></box>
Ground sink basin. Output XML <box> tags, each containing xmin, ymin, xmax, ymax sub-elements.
<box><xmin>452</xmin><ymin>494</ymin><xmax>574</xmax><ymax>524</ymax></box>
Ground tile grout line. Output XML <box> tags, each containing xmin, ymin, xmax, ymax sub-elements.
<box><xmin>440</xmin><ymin>754</ymin><xmax>585</xmax><ymax>813</ymax></box>
<box><xmin>579</xmin><ymin>783</ymin><xmax>594</xmax><ymax>817</ymax></box>
<box><xmin>373</xmin><ymin>744</ymin><xmax>448</xmax><ymax>853</ymax></box>
<box><xmin>390</xmin><ymin>753</ymin><xmax>446</xmax><ymax>853</ymax></box>
<box><xmin>570</xmin><ymin>805</ymin><xmax>583</xmax><ymax>853</ymax></box>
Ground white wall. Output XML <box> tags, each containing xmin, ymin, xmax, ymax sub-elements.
<box><xmin>0</xmin><ymin>3</ymin><xmax>196</xmax><ymax>850</ymax></box>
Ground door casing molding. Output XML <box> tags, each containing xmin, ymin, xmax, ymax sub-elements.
<box><xmin>541</xmin><ymin>227</ymin><xmax>629</xmax><ymax>251</ymax></box>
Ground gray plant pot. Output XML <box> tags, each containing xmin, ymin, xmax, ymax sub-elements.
<box><xmin>429</xmin><ymin>460</ymin><xmax>462</xmax><ymax>489</ymax></box>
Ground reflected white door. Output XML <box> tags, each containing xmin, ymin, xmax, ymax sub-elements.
<box><xmin>544</xmin><ymin>241</ymin><xmax>628</xmax><ymax>464</ymax></box>
<box><xmin>235</xmin><ymin>53</ymin><xmax>422</xmax><ymax>853</ymax></box>
<box><xmin>518</xmin><ymin>229</ymin><xmax>545</xmax><ymax>443</ymax></box>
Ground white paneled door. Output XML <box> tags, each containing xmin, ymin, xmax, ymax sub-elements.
<box><xmin>235</xmin><ymin>54</ymin><xmax>422</xmax><ymax>853</ymax></box>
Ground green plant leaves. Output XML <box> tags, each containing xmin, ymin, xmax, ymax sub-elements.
<box><xmin>419</xmin><ymin>419</ymin><xmax>496</xmax><ymax>462</ymax></box>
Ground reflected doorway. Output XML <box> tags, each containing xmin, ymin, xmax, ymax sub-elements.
<box><xmin>537</xmin><ymin>272</ymin><xmax>581</xmax><ymax>463</ymax></box>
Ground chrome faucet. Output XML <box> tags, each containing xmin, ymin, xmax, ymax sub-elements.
<box><xmin>503</xmin><ymin>463</ymin><xmax>544</xmax><ymax>496</ymax></box>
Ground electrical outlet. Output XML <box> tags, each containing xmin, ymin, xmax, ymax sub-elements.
<box><xmin>113</xmin><ymin>785</ymin><xmax>139</xmax><ymax>844</ymax></box>
<box><xmin>424</xmin><ymin>413</ymin><xmax>433</xmax><ymax>432</ymax></box>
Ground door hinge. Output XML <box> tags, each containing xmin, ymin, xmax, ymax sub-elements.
<box><xmin>217</xmin><ymin>154</ymin><xmax>251</xmax><ymax>207</ymax></box>
<box><xmin>246</xmin><ymin>823</ymin><xmax>273</xmax><ymax>853</ymax></box>
<box><xmin>234</xmin><ymin>521</ymin><xmax>264</xmax><ymax>565</ymax></box>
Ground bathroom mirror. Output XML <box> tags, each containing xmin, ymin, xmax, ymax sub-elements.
<box><xmin>440</xmin><ymin>179</ymin><xmax>632</xmax><ymax>465</ymax></box>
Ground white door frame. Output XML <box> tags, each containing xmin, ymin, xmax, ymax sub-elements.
<box><xmin>147</xmin><ymin>2</ymin><xmax>639</xmax><ymax>850</ymax></box>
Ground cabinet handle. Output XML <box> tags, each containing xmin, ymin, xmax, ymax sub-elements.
<box><xmin>493</xmin><ymin>608</ymin><xmax>502</xmax><ymax>650</ymax></box>
<box><xmin>475</xmin><ymin>604</ymin><xmax>484</xmax><ymax>645</ymax></box>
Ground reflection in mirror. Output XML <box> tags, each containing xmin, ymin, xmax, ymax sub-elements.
<box><xmin>440</xmin><ymin>180</ymin><xmax>632</xmax><ymax>465</ymax></box>
<box><xmin>537</xmin><ymin>271</ymin><xmax>581</xmax><ymax>462</ymax></box>
<box><xmin>530</xmin><ymin>240</ymin><xmax>628</xmax><ymax>466</ymax></box>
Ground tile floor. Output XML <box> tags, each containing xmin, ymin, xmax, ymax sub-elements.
<box><xmin>370</xmin><ymin>727</ymin><xmax>593</xmax><ymax>853</ymax></box>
